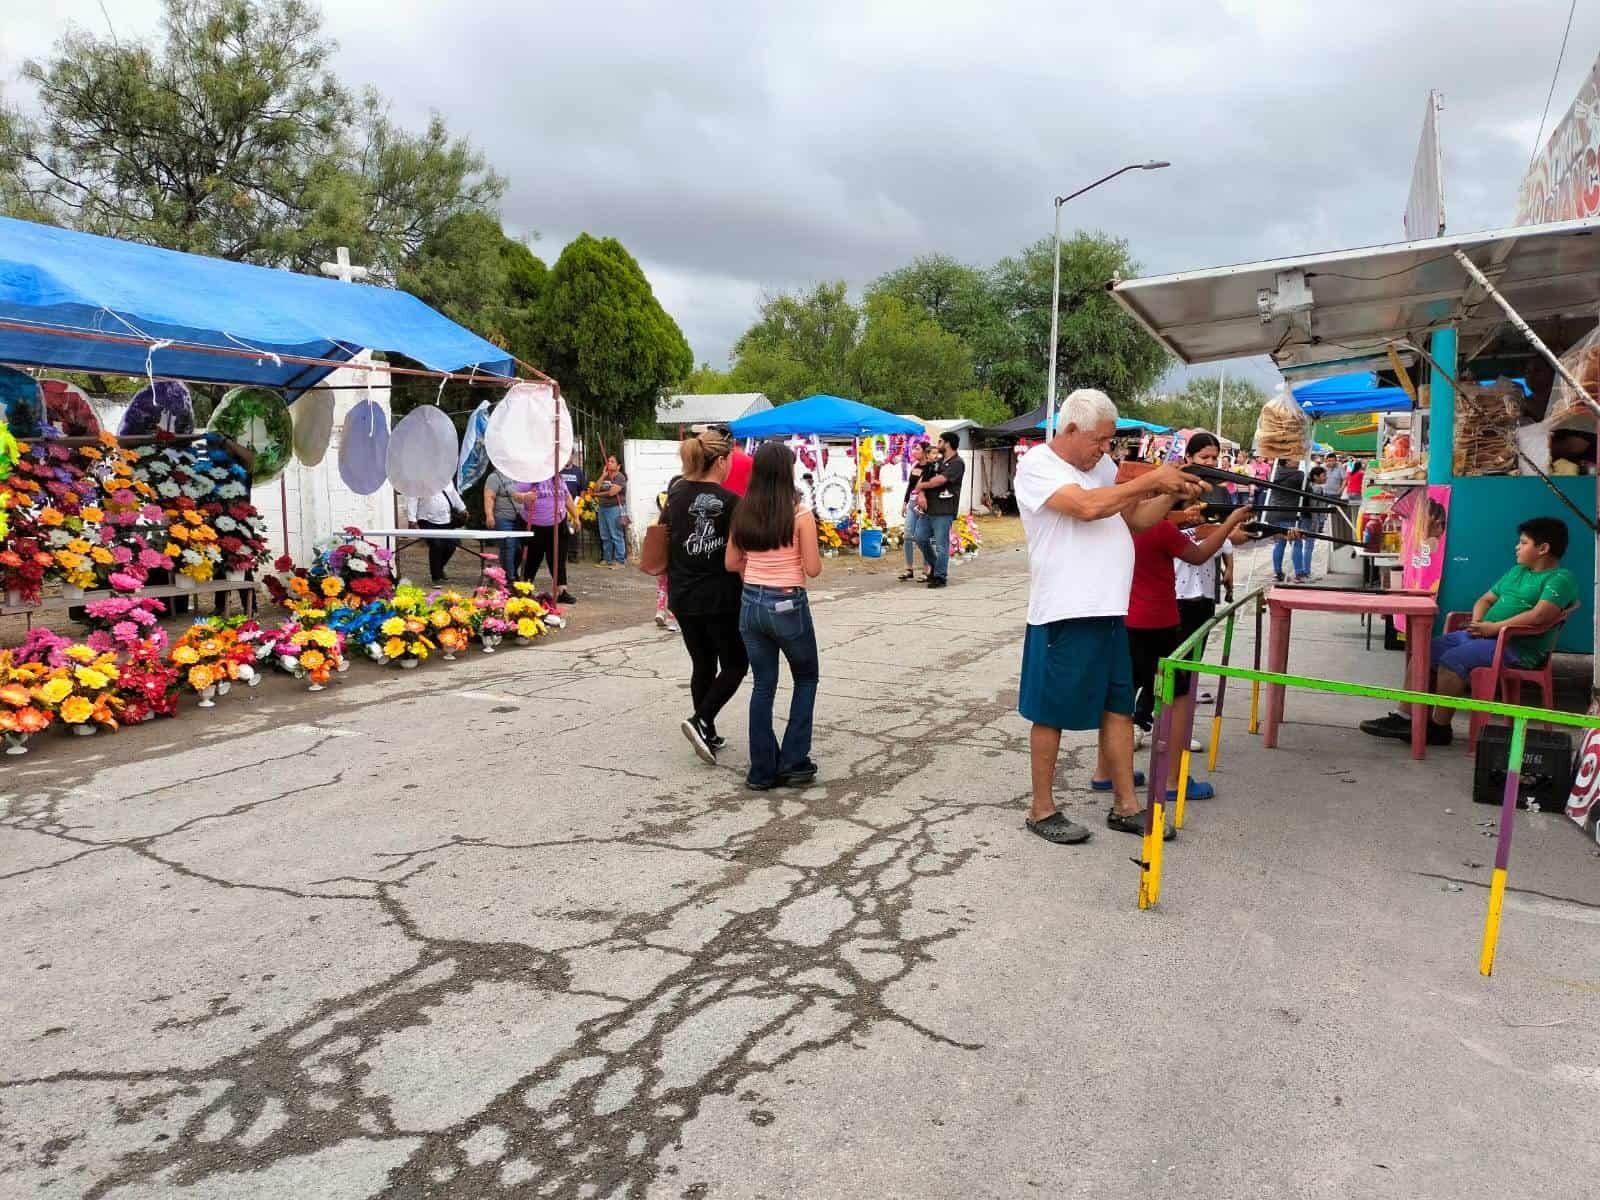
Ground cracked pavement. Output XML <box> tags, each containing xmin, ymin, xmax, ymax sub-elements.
<box><xmin>3</xmin><ymin>551</ymin><xmax>1600</xmax><ymax>1199</ymax></box>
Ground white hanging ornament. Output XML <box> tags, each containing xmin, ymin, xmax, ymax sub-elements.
<box><xmin>484</xmin><ymin>381</ymin><xmax>571</xmax><ymax>483</ymax></box>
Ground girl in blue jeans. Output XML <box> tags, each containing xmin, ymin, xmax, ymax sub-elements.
<box><xmin>725</xmin><ymin>443</ymin><xmax>825</xmax><ymax>790</ymax></box>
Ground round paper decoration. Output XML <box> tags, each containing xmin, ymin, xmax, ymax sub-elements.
<box><xmin>814</xmin><ymin>475</ymin><xmax>853</xmax><ymax>522</ymax></box>
<box><xmin>119</xmin><ymin>380</ymin><xmax>196</xmax><ymax>438</ymax></box>
<box><xmin>189</xmin><ymin>389</ymin><xmax>215</xmax><ymax>429</ymax></box>
<box><xmin>484</xmin><ymin>381</ymin><xmax>571</xmax><ymax>484</ymax></box>
<box><xmin>387</xmin><ymin>404</ymin><xmax>459</xmax><ymax>498</ymax></box>
<box><xmin>338</xmin><ymin>399</ymin><xmax>391</xmax><ymax>496</ymax></box>
<box><xmin>0</xmin><ymin>366</ymin><xmax>46</xmax><ymax>440</ymax></box>
<box><xmin>293</xmin><ymin>385</ymin><xmax>336</xmax><ymax>466</ymax></box>
<box><xmin>455</xmin><ymin>398</ymin><xmax>492</xmax><ymax>492</ymax></box>
<box><xmin>41</xmin><ymin>379</ymin><xmax>100</xmax><ymax>438</ymax></box>
<box><xmin>210</xmin><ymin>387</ymin><xmax>294</xmax><ymax>484</ymax></box>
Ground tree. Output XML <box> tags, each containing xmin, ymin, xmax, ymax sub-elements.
<box><xmin>1127</xmin><ymin>374</ymin><xmax>1267</xmax><ymax>448</ymax></box>
<box><xmin>537</xmin><ymin>234</ymin><xmax>693</xmax><ymax>432</ymax></box>
<box><xmin>848</xmin><ymin>294</ymin><xmax>976</xmax><ymax>419</ymax></box>
<box><xmin>729</xmin><ymin>282</ymin><xmax>860</xmax><ymax>403</ymax></box>
<box><xmin>986</xmin><ymin>232</ymin><xmax>1170</xmax><ymax>412</ymax></box>
<box><xmin>3</xmin><ymin>0</ymin><xmax>502</xmax><ymax>277</ymax></box>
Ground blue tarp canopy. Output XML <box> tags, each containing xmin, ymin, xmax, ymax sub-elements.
<box><xmin>728</xmin><ymin>394</ymin><xmax>924</xmax><ymax>438</ymax></box>
<box><xmin>0</xmin><ymin>215</ymin><xmax>516</xmax><ymax>394</ymax></box>
<box><xmin>1291</xmin><ymin>372</ymin><xmax>1411</xmax><ymax>417</ymax></box>
<box><xmin>1030</xmin><ymin>415</ymin><xmax>1172</xmax><ymax>433</ymax></box>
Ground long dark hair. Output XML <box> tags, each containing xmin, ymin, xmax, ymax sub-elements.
<box><xmin>730</xmin><ymin>442</ymin><xmax>799</xmax><ymax>552</ymax></box>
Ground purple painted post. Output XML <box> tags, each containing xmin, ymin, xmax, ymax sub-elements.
<box><xmin>1144</xmin><ymin>703</ymin><xmax>1174</xmax><ymax>835</ymax></box>
<box><xmin>1479</xmin><ymin>718</ymin><xmax>1526</xmax><ymax>976</ymax></box>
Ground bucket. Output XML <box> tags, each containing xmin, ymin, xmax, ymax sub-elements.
<box><xmin>860</xmin><ymin>528</ymin><xmax>885</xmax><ymax>558</ymax></box>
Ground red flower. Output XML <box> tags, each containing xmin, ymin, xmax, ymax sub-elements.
<box><xmin>273</xmin><ymin>554</ymin><xmax>295</xmax><ymax>572</ymax></box>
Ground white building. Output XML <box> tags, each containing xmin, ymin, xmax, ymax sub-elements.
<box><xmin>656</xmin><ymin>392</ymin><xmax>771</xmax><ymax>427</ymax></box>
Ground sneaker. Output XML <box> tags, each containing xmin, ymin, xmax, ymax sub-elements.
<box><xmin>664</xmin><ymin>620</ymin><xmax>679</xmax><ymax>633</ymax></box>
<box><xmin>654</xmin><ymin>611</ymin><xmax>667</xmax><ymax>628</ymax></box>
<box><xmin>1359</xmin><ymin>712</ymin><xmax>1411</xmax><ymax>742</ymax></box>
<box><xmin>558</xmin><ymin>590</ymin><xmax>577</xmax><ymax>605</ymax></box>
<box><xmin>778</xmin><ymin>761</ymin><xmax>818</xmax><ymax>787</ymax></box>
<box><xmin>1188</xmin><ymin>738</ymin><xmax>1203</xmax><ymax>753</ymax></box>
<box><xmin>1198</xmin><ymin>691</ymin><xmax>1215</xmax><ymax>704</ymax></box>
<box><xmin>680</xmin><ymin>716</ymin><xmax>716</xmax><ymax>764</ymax></box>
<box><xmin>1106</xmin><ymin>808</ymin><xmax>1175</xmax><ymax>840</ymax></box>
<box><xmin>1025</xmin><ymin>811</ymin><xmax>1092</xmax><ymax>844</ymax></box>
<box><xmin>1134</xmin><ymin>726</ymin><xmax>1149</xmax><ymax>750</ymax></box>
<box><xmin>1427</xmin><ymin>722</ymin><xmax>1454</xmax><ymax>746</ymax></box>
<box><xmin>706</xmin><ymin>730</ymin><xmax>727</xmax><ymax>750</ymax></box>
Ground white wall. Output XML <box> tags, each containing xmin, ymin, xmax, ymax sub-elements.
<box><xmin>622</xmin><ymin>438</ymin><xmax>683</xmax><ymax>553</ymax></box>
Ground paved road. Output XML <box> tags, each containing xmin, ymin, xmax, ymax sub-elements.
<box><xmin>3</xmin><ymin>552</ymin><xmax>1599</xmax><ymax>1198</ymax></box>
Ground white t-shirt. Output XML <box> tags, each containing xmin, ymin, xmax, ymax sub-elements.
<box><xmin>1175</xmin><ymin>531</ymin><xmax>1233</xmax><ymax>600</ymax></box>
<box><xmin>1014</xmin><ymin>446</ymin><xmax>1133</xmax><ymax>625</ymax></box>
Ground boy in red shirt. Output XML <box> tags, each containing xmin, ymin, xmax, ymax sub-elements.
<box><xmin>1125</xmin><ymin>505</ymin><xmax>1252</xmax><ymax>805</ymax></box>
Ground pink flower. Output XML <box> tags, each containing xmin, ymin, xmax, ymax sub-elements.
<box><xmin>139</xmin><ymin>549</ymin><xmax>171</xmax><ymax>570</ymax></box>
<box><xmin>130</xmin><ymin>608</ymin><xmax>156</xmax><ymax>626</ymax></box>
<box><xmin>111</xmin><ymin>621</ymin><xmax>140</xmax><ymax>644</ymax></box>
<box><xmin>86</xmin><ymin>631</ymin><xmax>115</xmax><ymax>653</ymax></box>
<box><xmin>111</xmin><ymin>545</ymin><xmax>134</xmax><ymax>564</ymax></box>
<box><xmin>108</xmin><ymin>571</ymin><xmax>143</xmax><ymax>592</ymax></box>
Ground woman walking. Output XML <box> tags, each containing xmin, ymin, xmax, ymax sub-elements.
<box><xmin>726</xmin><ymin>443</ymin><xmax>823</xmax><ymax>790</ymax></box>
<box><xmin>665</xmin><ymin>428</ymin><xmax>749</xmax><ymax>763</ymax></box>
<box><xmin>596</xmin><ymin>455</ymin><xmax>629</xmax><ymax>566</ymax></box>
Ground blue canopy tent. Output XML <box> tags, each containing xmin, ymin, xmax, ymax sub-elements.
<box><xmin>0</xmin><ymin>216</ymin><xmax>517</xmax><ymax>395</ymax></box>
<box><xmin>728</xmin><ymin>394</ymin><xmax>924</xmax><ymax>438</ymax></box>
<box><xmin>1029</xmin><ymin>415</ymin><xmax>1172</xmax><ymax>433</ymax></box>
<box><xmin>1290</xmin><ymin>372</ymin><xmax>1411</xmax><ymax>417</ymax></box>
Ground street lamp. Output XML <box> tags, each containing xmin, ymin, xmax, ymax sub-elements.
<box><xmin>1044</xmin><ymin>160</ymin><xmax>1170</xmax><ymax>438</ymax></box>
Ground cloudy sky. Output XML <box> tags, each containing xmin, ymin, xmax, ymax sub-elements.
<box><xmin>6</xmin><ymin>1</ymin><xmax>1600</xmax><ymax>391</ymax></box>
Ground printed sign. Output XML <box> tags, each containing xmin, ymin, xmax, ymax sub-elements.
<box><xmin>1515</xmin><ymin>53</ymin><xmax>1600</xmax><ymax>226</ymax></box>
<box><xmin>1399</xmin><ymin>483</ymin><xmax>1450</xmax><ymax>592</ymax></box>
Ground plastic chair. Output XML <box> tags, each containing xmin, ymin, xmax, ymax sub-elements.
<box><xmin>1441</xmin><ymin>607</ymin><xmax>1574</xmax><ymax>753</ymax></box>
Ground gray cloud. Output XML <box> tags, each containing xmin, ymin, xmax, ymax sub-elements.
<box><xmin>9</xmin><ymin>0</ymin><xmax>1600</xmax><ymax>393</ymax></box>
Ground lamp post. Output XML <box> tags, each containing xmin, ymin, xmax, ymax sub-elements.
<box><xmin>1044</xmin><ymin>161</ymin><xmax>1170</xmax><ymax>438</ymax></box>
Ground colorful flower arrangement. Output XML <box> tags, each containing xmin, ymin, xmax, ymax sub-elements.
<box><xmin>0</xmin><ymin>653</ymin><xmax>55</xmax><ymax>747</ymax></box>
<box><xmin>81</xmin><ymin>595</ymin><xmax>169</xmax><ymax>659</ymax></box>
<box><xmin>168</xmin><ymin>622</ymin><xmax>253</xmax><ymax>700</ymax></box>
<box><xmin>576</xmin><ymin>485</ymin><xmax>600</xmax><ymax>525</ymax></box>
<box><xmin>504</xmin><ymin>581</ymin><xmax>551</xmax><ymax>642</ymax></box>
<box><xmin>117</xmin><ymin>657</ymin><xmax>180</xmax><ymax>725</ymax></box>
<box><xmin>471</xmin><ymin>568</ymin><xmax>513</xmax><ymax>650</ymax></box>
<box><xmin>953</xmin><ymin>513</ymin><xmax>981</xmax><ymax>558</ymax></box>
<box><xmin>426</xmin><ymin>589</ymin><xmax>476</xmax><ymax>659</ymax></box>
<box><xmin>817</xmin><ymin>519</ymin><xmax>844</xmax><ymax>553</ymax></box>
<box><xmin>324</xmin><ymin>601</ymin><xmax>394</xmax><ymax>663</ymax></box>
<box><xmin>43</xmin><ymin>644</ymin><xmax>123</xmax><ymax>731</ymax></box>
<box><xmin>265</xmin><ymin>529</ymin><xmax>395</xmax><ymax>609</ymax></box>
<box><xmin>260</xmin><ymin>619</ymin><xmax>344</xmax><ymax>687</ymax></box>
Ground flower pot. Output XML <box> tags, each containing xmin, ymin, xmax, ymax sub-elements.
<box><xmin>215</xmin><ymin>680</ymin><xmax>232</xmax><ymax>697</ymax></box>
<box><xmin>307</xmin><ymin>682</ymin><xmax>325</xmax><ymax>692</ymax></box>
<box><xmin>247</xmin><ymin>673</ymin><xmax>262</xmax><ymax>687</ymax></box>
<box><xmin>176</xmin><ymin>576</ymin><xmax>198</xmax><ymax>592</ymax></box>
<box><xmin>225</xmin><ymin>569</ymin><xmax>246</xmax><ymax>582</ymax></box>
<box><xmin>196</xmin><ymin>685</ymin><xmax>216</xmax><ymax>708</ymax></box>
<box><xmin>442</xmin><ymin>651</ymin><xmax>456</xmax><ymax>661</ymax></box>
<box><xmin>4</xmin><ymin>731</ymin><xmax>31</xmax><ymax>756</ymax></box>
<box><xmin>481</xmin><ymin>636</ymin><xmax>500</xmax><ymax>654</ymax></box>
<box><xmin>5</xmin><ymin>589</ymin><xmax>20</xmax><ymax>608</ymax></box>
<box><xmin>336</xmin><ymin>658</ymin><xmax>350</xmax><ymax>673</ymax></box>
<box><xmin>70</xmin><ymin>722</ymin><xmax>96</xmax><ymax>737</ymax></box>
<box><xmin>399</xmin><ymin>658</ymin><xmax>419</xmax><ymax>670</ymax></box>
<box><xmin>516</xmin><ymin>636</ymin><xmax>532</xmax><ymax>647</ymax></box>
<box><xmin>62</xmin><ymin>585</ymin><xmax>85</xmax><ymax>601</ymax></box>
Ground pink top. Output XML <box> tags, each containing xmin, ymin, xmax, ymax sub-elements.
<box><xmin>741</xmin><ymin>506</ymin><xmax>808</xmax><ymax>587</ymax></box>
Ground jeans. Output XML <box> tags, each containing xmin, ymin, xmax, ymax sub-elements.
<box><xmin>903</xmin><ymin>507</ymin><xmax>927</xmax><ymax>569</ymax></box>
<box><xmin>739</xmin><ymin>584</ymin><xmax>820</xmax><ymax>786</ymax></box>
<box><xmin>598</xmin><ymin>505</ymin><xmax>626</xmax><ymax>563</ymax></box>
<box><xmin>493</xmin><ymin>516</ymin><xmax>524</xmax><ymax>580</ymax></box>
<box><xmin>678</xmin><ymin>611</ymin><xmax>749</xmax><ymax>729</ymax></box>
<box><xmin>1272</xmin><ymin>532</ymin><xmax>1310</xmax><ymax>578</ymax></box>
<box><xmin>917</xmin><ymin>513</ymin><xmax>954</xmax><ymax>580</ymax></box>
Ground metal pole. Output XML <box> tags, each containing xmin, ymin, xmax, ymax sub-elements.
<box><xmin>1045</xmin><ymin>200</ymin><xmax>1063</xmax><ymax>440</ymax></box>
<box><xmin>1479</xmin><ymin>717</ymin><xmax>1526</xmax><ymax>977</ymax></box>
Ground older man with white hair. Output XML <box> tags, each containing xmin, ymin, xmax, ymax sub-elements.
<box><xmin>1014</xmin><ymin>388</ymin><xmax>1204</xmax><ymax>845</ymax></box>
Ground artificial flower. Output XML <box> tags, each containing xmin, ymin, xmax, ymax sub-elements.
<box><xmin>59</xmin><ymin>695</ymin><xmax>93</xmax><ymax>724</ymax></box>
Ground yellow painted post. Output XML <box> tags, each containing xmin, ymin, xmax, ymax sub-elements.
<box><xmin>1248</xmin><ymin>682</ymin><xmax>1260</xmax><ymax>734</ymax></box>
<box><xmin>1145</xmin><ymin>800</ymin><xmax>1165</xmax><ymax>906</ymax></box>
<box><xmin>1174</xmin><ymin>750</ymin><xmax>1191</xmax><ymax>829</ymax></box>
<box><xmin>1479</xmin><ymin>718</ymin><xmax>1526</xmax><ymax>976</ymax></box>
<box><xmin>1206</xmin><ymin>715</ymin><xmax>1223</xmax><ymax>771</ymax></box>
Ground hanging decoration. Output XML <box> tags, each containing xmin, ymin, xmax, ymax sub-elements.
<box><xmin>455</xmin><ymin>398</ymin><xmax>492</xmax><ymax>492</ymax></box>
<box><xmin>292</xmin><ymin>385</ymin><xmax>336</xmax><ymax>466</ymax></box>
<box><xmin>41</xmin><ymin>380</ymin><xmax>100</xmax><ymax>438</ymax></box>
<box><xmin>209</xmin><ymin>388</ymin><xmax>294</xmax><ymax>484</ymax></box>
<box><xmin>119</xmin><ymin>381</ymin><xmax>196</xmax><ymax>438</ymax></box>
<box><xmin>338</xmin><ymin>398</ymin><xmax>391</xmax><ymax>496</ymax></box>
<box><xmin>0</xmin><ymin>367</ymin><xmax>45</xmax><ymax>441</ymax></box>
<box><xmin>484</xmin><ymin>382</ymin><xmax>570</xmax><ymax>483</ymax></box>
<box><xmin>387</xmin><ymin>405</ymin><xmax>459</xmax><ymax>498</ymax></box>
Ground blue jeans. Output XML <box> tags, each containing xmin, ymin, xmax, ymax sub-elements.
<box><xmin>493</xmin><ymin>516</ymin><xmax>524</xmax><ymax>579</ymax></box>
<box><xmin>739</xmin><ymin>584</ymin><xmax>820</xmax><ymax>786</ymax></box>
<box><xmin>598</xmin><ymin>505</ymin><xmax>625</xmax><ymax>563</ymax></box>
<box><xmin>1272</xmin><ymin>532</ymin><xmax>1310</xmax><ymax>578</ymax></box>
<box><xmin>903</xmin><ymin>508</ymin><xmax>927</xmax><ymax>568</ymax></box>
<box><xmin>917</xmin><ymin>513</ymin><xmax>954</xmax><ymax>580</ymax></box>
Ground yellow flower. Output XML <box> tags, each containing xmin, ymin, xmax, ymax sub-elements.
<box><xmin>89</xmin><ymin>545</ymin><xmax>114</xmax><ymax>564</ymax></box>
<box><xmin>60</xmin><ymin>695</ymin><xmax>93</xmax><ymax>724</ymax></box>
<box><xmin>66</xmin><ymin>538</ymin><xmax>91</xmax><ymax>554</ymax></box>
<box><xmin>64</xmin><ymin>645</ymin><xmax>96</xmax><ymax>663</ymax></box>
<box><xmin>188</xmin><ymin>664</ymin><xmax>215</xmax><ymax>690</ymax></box>
<box><xmin>384</xmin><ymin>636</ymin><xmax>407</xmax><ymax>659</ymax></box>
<box><xmin>74</xmin><ymin>667</ymin><xmax>109</xmax><ymax>690</ymax></box>
<box><xmin>171</xmin><ymin>645</ymin><xmax>199</xmax><ymax>665</ymax></box>
<box><xmin>309</xmin><ymin>628</ymin><xmax>337</xmax><ymax>649</ymax></box>
<box><xmin>380</xmin><ymin>617</ymin><xmax>406</xmax><ymax>637</ymax></box>
<box><xmin>79</xmin><ymin>506</ymin><xmax>104</xmax><ymax>523</ymax></box>
<box><xmin>516</xmin><ymin>617</ymin><xmax>540</xmax><ymax>638</ymax></box>
<box><xmin>320</xmin><ymin>576</ymin><xmax>343</xmax><ymax>597</ymax></box>
<box><xmin>183</xmin><ymin>510</ymin><xmax>204</xmax><ymax>525</ymax></box>
<box><xmin>430</xmin><ymin>609</ymin><xmax>451</xmax><ymax>628</ymax></box>
<box><xmin>299</xmin><ymin>649</ymin><xmax>326</xmax><ymax>671</ymax></box>
<box><xmin>408</xmin><ymin>641</ymin><xmax>429</xmax><ymax>658</ymax></box>
<box><xmin>38</xmin><ymin>677</ymin><xmax>73</xmax><ymax>705</ymax></box>
<box><xmin>164</xmin><ymin>542</ymin><xmax>181</xmax><ymax>557</ymax></box>
<box><xmin>53</xmin><ymin>550</ymin><xmax>83</xmax><ymax>570</ymax></box>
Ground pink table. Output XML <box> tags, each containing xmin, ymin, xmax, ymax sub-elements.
<box><xmin>1263</xmin><ymin>587</ymin><xmax>1439</xmax><ymax>760</ymax></box>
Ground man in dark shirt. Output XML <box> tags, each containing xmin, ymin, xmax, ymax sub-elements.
<box><xmin>559</xmin><ymin>450</ymin><xmax>588</xmax><ymax>562</ymax></box>
<box><xmin>914</xmin><ymin>431</ymin><xmax>966</xmax><ymax>589</ymax></box>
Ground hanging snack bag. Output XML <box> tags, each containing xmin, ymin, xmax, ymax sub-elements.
<box><xmin>1253</xmin><ymin>386</ymin><xmax>1310</xmax><ymax>461</ymax></box>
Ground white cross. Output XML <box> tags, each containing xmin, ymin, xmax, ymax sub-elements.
<box><xmin>318</xmin><ymin>246</ymin><xmax>371</xmax><ymax>284</ymax></box>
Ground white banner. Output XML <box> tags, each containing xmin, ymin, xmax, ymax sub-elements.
<box><xmin>1403</xmin><ymin>90</ymin><xmax>1445</xmax><ymax>240</ymax></box>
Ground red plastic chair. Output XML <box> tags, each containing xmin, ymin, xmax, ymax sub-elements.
<box><xmin>1442</xmin><ymin>607</ymin><xmax>1575</xmax><ymax>753</ymax></box>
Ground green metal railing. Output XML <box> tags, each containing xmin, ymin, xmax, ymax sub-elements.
<box><xmin>1137</xmin><ymin>585</ymin><xmax>1600</xmax><ymax>977</ymax></box>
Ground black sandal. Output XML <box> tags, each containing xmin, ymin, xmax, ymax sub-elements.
<box><xmin>1025</xmin><ymin>811</ymin><xmax>1091</xmax><ymax>844</ymax></box>
<box><xmin>896</xmin><ymin>569</ymin><xmax>915</xmax><ymax>581</ymax></box>
<box><xmin>1106</xmin><ymin>809</ymin><xmax>1175</xmax><ymax>840</ymax></box>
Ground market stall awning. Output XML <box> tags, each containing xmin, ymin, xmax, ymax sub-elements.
<box><xmin>0</xmin><ymin>215</ymin><xmax>517</xmax><ymax>393</ymax></box>
<box><xmin>1291</xmin><ymin>372</ymin><xmax>1412</xmax><ymax>417</ymax></box>
<box><xmin>728</xmin><ymin>394</ymin><xmax>924</xmax><ymax>438</ymax></box>
<box><xmin>1109</xmin><ymin>216</ymin><xmax>1600</xmax><ymax>376</ymax></box>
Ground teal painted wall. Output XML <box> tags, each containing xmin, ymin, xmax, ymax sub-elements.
<box><xmin>1438</xmin><ymin>475</ymin><xmax>1596</xmax><ymax>653</ymax></box>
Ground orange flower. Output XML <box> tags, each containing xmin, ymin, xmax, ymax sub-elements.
<box><xmin>0</xmin><ymin>683</ymin><xmax>31</xmax><ymax>708</ymax></box>
<box><xmin>183</xmin><ymin>511</ymin><xmax>204</xmax><ymax>526</ymax></box>
<box><xmin>289</xmin><ymin>576</ymin><xmax>311</xmax><ymax>597</ymax></box>
<box><xmin>89</xmin><ymin>545</ymin><xmax>114</xmax><ymax>565</ymax></box>
<box><xmin>78</xmin><ymin>446</ymin><xmax>103</xmax><ymax>462</ymax></box>
<box><xmin>39</xmin><ymin>508</ymin><xmax>65</xmax><ymax>527</ymax></box>
<box><xmin>320</xmin><ymin>577</ymin><xmax>343</xmax><ymax>597</ymax></box>
<box><xmin>79</xmin><ymin>506</ymin><xmax>104</xmax><ymax>523</ymax></box>
<box><xmin>187</xmin><ymin>664</ymin><xmax>215</xmax><ymax>690</ymax></box>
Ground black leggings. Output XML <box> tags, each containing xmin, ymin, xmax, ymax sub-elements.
<box><xmin>522</xmin><ymin>523</ymin><xmax>568</xmax><ymax>587</ymax></box>
<box><xmin>417</xmin><ymin>519</ymin><xmax>458</xmax><ymax>581</ymax></box>
<box><xmin>677</xmin><ymin>612</ymin><xmax>749</xmax><ymax>729</ymax></box>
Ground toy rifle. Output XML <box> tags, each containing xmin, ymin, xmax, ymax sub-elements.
<box><xmin>1114</xmin><ymin>458</ymin><xmax>1362</xmax><ymax>547</ymax></box>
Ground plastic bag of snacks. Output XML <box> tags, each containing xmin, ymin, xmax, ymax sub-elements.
<box><xmin>1252</xmin><ymin>386</ymin><xmax>1309</xmax><ymax>461</ymax></box>
<box><xmin>1452</xmin><ymin>378</ymin><xmax>1522</xmax><ymax>476</ymax></box>
<box><xmin>1546</xmin><ymin>326</ymin><xmax>1600</xmax><ymax>429</ymax></box>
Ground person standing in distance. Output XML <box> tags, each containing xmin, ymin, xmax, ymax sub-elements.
<box><xmin>596</xmin><ymin>455</ymin><xmax>628</xmax><ymax>566</ymax></box>
<box><xmin>913</xmin><ymin>430</ymin><xmax>965</xmax><ymax>588</ymax></box>
<box><xmin>404</xmin><ymin>482</ymin><xmax>468</xmax><ymax>584</ymax></box>
<box><xmin>558</xmin><ymin>450</ymin><xmax>588</xmax><ymax>564</ymax></box>
<box><xmin>1014</xmin><ymin>388</ymin><xmax>1205</xmax><ymax>845</ymax></box>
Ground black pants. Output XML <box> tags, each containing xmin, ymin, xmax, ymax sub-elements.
<box><xmin>522</xmin><ymin>523</ymin><xmax>568</xmax><ymax>587</ymax></box>
<box><xmin>677</xmin><ymin>611</ymin><xmax>749</xmax><ymax>729</ymax></box>
<box><xmin>1128</xmin><ymin>623</ymin><xmax>1189</xmax><ymax>731</ymax></box>
<box><xmin>417</xmin><ymin>520</ymin><xmax>458</xmax><ymax>582</ymax></box>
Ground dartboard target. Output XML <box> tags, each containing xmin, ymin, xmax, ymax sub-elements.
<box><xmin>1566</xmin><ymin>726</ymin><xmax>1600</xmax><ymax>828</ymax></box>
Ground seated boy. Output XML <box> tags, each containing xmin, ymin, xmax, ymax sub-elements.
<box><xmin>1361</xmin><ymin>516</ymin><xmax>1577</xmax><ymax>746</ymax></box>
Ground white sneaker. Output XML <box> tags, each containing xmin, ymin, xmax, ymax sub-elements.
<box><xmin>1134</xmin><ymin>727</ymin><xmax>1148</xmax><ymax>749</ymax></box>
<box><xmin>665</xmin><ymin>620</ymin><xmax>679</xmax><ymax>633</ymax></box>
<box><xmin>1198</xmin><ymin>691</ymin><xmax>1215</xmax><ymax>704</ymax></box>
<box><xmin>654</xmin><ymin>611</ymin><xmax>667</xmax><ymax>628</ymax></box>
<box><xmin>1189</xmin><ymin>738</ymin><xmax>1203</xmax><ymax>753</ymax></box>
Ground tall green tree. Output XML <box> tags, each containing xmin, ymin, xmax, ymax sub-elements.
<box><xmin>729</xmin><ymin>282</ymin><xmax>860</xmax><ymax>403</ymax></box>
<box><xmin>848</xmin><ymin>294</ymin><xmax>976</xmax><ymax>418</ymax></box>
<box><xmin>537</xmin><ymin>234</ymin><xmax>693</xmax><ymax>432</ymax></box>
<box><xmin>1127</xmin><ymin>374</ymin><xmax>1266</xmax><ymax>448</ymax></box>
<box><xmin>3</xmin><ymin>0</ymin><xmax>502</xmax><ymax>277</ymax></box>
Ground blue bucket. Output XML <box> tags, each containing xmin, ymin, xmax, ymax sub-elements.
<box><xmin>860</xmin><ymin>528</ymin><xmax>885</xmax><ymax>558</ymax></box>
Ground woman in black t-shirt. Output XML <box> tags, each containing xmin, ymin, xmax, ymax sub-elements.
<box><xmin>664</xmin><ymin>428</ymin><xmax>749</xmax><ymax>764</ymax></box>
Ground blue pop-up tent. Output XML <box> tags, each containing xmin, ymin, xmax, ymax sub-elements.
<box><xmin>728</xmin><ymin>394</ymin><xmax>924</xmax><ymax>438</ymax></box>
<box><xmin>1030</xmin><ymin>415</ymin><xmax>1172</xmax><ymax>433</ymax></box>
<box><xmin>1291</xmin><ymin>372</ymin><xmax>1411</xmax><ymax>417</ymax></box>
<box><xmin>0</xmin><ymin>215</ymin><xmax>516</xmax><ymax>394</ymax></box>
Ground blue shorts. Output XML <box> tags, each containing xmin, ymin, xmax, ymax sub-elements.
<box><xmin>1019</xmin><ymin>616</ymin><xmax>1135</xmax><ymax>731</ymax></box>
<box><xmin>1431</xmin><ymin>629</ymin><xmax>1502</xmax><ymax>678</ymax></box>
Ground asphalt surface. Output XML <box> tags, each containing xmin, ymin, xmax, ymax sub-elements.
<box><xmin>3</xmin><ymin>545</ymin><xmax>1599</xmax><ymax>1199</ymax></box>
